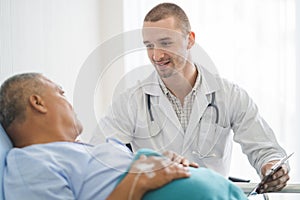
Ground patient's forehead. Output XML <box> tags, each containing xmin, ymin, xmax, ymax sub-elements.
<box><xmin>39</xmin><ymin>76</ymin><xmax>60</xmax><ymax>89</ymax></box>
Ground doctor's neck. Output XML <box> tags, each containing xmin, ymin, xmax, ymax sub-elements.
<box><xmin>161</xmin><ymin>64</ymin><xmax>198</xmax><ymax>103</ymax></box>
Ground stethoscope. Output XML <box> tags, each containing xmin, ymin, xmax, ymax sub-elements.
<box><xmin>206</xmin><ymin>92</ymin><xmax>219</xmax><ymax>124</ymax></box>
<box><xmin>146</xmin><ymin>91</ymin><xmax>220</xmax><ymax>136</ymax></box>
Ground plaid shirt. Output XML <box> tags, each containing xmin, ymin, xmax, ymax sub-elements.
<box><xmin>158</xmin><ymin>67</ymin><xmax>201</xmax><ymax>132</ymax></box>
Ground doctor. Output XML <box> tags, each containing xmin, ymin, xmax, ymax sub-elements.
<box><xmin>92</xmin><ymin>2</ymin><xmax>290</xmax><ymax>193</ymax></box>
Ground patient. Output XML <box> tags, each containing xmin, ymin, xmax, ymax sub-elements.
<box><xmin>0</xmin><ymin>73</ymin><xmax>247</xmax><ymax>200</ymax></box>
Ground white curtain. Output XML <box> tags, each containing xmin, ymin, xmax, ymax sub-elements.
<box><xmin>123</xmin><ymin>0</ymin><xmax>299</xmax><ymax>183</ymax></box>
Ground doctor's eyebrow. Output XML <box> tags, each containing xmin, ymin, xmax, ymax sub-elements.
<box><xmin>143</xmin><ymin>37</ymin><xmax>173</xmax><ymax>44</ymax></box>
<box><xmin>158</xmin><ymin>37</ymin><xmax>172</xmax><ymax>42</ymax></box>
<box><xmin>143</xmin><ymin>37</ymin><xmax>173</xmax><ymax>48</ymax></box>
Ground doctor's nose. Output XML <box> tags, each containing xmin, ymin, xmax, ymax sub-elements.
<box><xmin>152</xmin><ymin>48</ymin><xmax>165</xmax><ymax>61</ymax></box>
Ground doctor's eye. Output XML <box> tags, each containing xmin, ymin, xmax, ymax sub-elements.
<box><xmin>145</xmin><ymin>43</ymin><xmax>154</xmax><ymax>49</ymax></box>
<box><xmin>160</xmin><ymin>41</ymin><xmax>173</xmax><ymax>47</ymax></box>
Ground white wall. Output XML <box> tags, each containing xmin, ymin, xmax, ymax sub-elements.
<box><xmin>74</xmin><ymin>0</ymin><xmax>125</xmax><ymax>142</ymax></box>
<box><xmin>0</xmin><ymin>0</ymin><xmax>124</xmax><ymax>142</ymax></box>
<box><xmin>0</xmin><ymin>0</ymin><xmax>102</xmax><ymax>98</ymax></box>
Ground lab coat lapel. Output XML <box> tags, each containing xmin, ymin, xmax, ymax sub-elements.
<box><xmin>143</xmin><ymin>72</ymin><xmax>184</xmax><ymax>135</ymax></box>
<box><xmin>158</xmin><ymin>94</ymin><xmax>184</xmax><ymax>135</ymax></box>
<box><xmin>182</xmin><ymin>90</ymin><xmax>208</xmax><ymax>149</ymax></box>
<box><xmin>183</xmin><ymin>65</ymin><xmax>220</xmax><ymax>151</ymax></box>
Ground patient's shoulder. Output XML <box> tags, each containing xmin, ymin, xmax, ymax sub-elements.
<box><xmin>5</xmin><ymin>142</ymin><xmax>92</xmax><ymax>173</ymax></box>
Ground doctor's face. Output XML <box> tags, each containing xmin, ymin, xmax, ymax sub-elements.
<box><xmin>142</xmin><ymin>16</ymin><xmax>194</xmax><ymax>79</ymax></box>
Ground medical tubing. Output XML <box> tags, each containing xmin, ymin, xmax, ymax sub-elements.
<box><xmin>129</xmin><ymin>172</ymin><xmax>142</xmax><ymax>200</ymax></box>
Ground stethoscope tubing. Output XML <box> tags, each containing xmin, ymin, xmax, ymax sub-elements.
<box><xmin>147</xmin><ymin>92</ymin><xmax>221</xmax><ymax>159</ymax></box>
<box><xmin>207</xmin><ymin>92</ymin><xmax>219</xmax><ymax>124</ymax></box>
<box><xmin>147</xmin><ymin>92</ymin><xmax>219</xmax><ymax>125</ymax></box>
<box><xmin>147</xmin><ymin>93</ymin><xmax>155</xmax><ymax>121</ymax></box>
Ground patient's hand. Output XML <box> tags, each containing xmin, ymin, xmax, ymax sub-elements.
<box><xmin>128</xmin><ymin>155</ymin><xmax>191</xmax><ymax>199</ymax></box>
<box><xmin>163</xmin><ymin>151</ymin><xmax>199</xmax><ymax>168</ymax></box>
<box><xmin>108</xmin><ymin>154</ymin><xmax>191</xmax><ymax>200</ymax></box>
<box><xmin>259</xmin><ymin>161</ymin><xmax>290</xmax><ymax>193</ymax></box>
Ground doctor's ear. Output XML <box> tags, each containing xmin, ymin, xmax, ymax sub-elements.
<box><xmin>29</xmin><ymin>95</ymin><xmax>47</xmax><ymax>113</ymax></box>
<box><xmin>187</xmin><ymin>31</ymin><xmax>195</xmax><ymax>50</ymax></box>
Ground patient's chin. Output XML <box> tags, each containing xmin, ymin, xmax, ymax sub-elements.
<box><xmin>77</xmin><ymin>122</ymin><xmax>83</xmax><ymax>135</ymax></box>
<box><xmin>73</xmin><ymin>118</ymin><xmax>83</xmax><ymax>136</ymax></box>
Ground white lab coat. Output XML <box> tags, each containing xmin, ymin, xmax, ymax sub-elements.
<box><xmin>92</xmin><ymin>65</ymin><xmax>286</xmax><ymax>177</ymax></box>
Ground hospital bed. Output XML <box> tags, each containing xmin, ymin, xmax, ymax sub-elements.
<box><xmin>1</xmin><ymin>123</ymin><xmax>299</xmax><ymax>200</ymax></box>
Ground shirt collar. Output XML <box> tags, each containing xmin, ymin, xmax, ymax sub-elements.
<box><xmin>158</xmin><ymin>76</ymin><xmax>170</xmax><ymax>95</ymax></box>
<box><xmin>192</xmin><ymin>64</ymin><xmax>201</xmax><ymax>94</ymax></box>
<box><xmin>142</xmin><ymin>64</ymin><xmax>219</xmax><ymax>96</ymax></box>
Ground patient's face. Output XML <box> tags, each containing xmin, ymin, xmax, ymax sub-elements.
<box><xmin>40</xmin><ymin>76</ymin><xmax>83</xmax><ymax>140</ymax></box>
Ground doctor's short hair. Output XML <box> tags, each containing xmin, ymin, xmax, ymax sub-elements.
<box><xmin>0</xmin><ymin>72</ymin><xmax>42</xmax><ymax>129</ymax></box>
<box><xmin>144</xmin><ymin>3</ymin><xmax>191</xmax><ymax>35</ymax></box>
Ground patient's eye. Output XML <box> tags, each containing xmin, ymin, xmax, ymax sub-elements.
<box><xmin>57</xmin><ymin>85</ymin><xmax>65</xmax><ymax>96</ymax></box>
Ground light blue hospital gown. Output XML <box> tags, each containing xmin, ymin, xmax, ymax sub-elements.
<box><xmin>4</xmin><ymin>140</ymin><xmax>132</xmax><ymax>200</ymax></box>
<box><xmin>4</xmin><ymin>140</ymin><xmax>247</xmax><ymax>200</ymax></box>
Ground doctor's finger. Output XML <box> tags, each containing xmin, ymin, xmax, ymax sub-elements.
<box><xmin>163</xmin><ymin>151</ymin><xmax>185</xmax><ymax>164</ymax></box>
<box><xmin>265</xmin><ymin>171</ymin><xmax>290</xmax><ymax>185</ymax></box>
<box><xmin>261</xmin><ymin>174</ymin><xmax>289</xmax><ymax>193</ymax></box>
<box><xmin>163</xmin><ymin>151</ymin><xmax>199</xmax><ymax>168</ymax></box>
<box><xmin>264</xmin><ymin>167</ymin><xmax>289</xmax><ymax>186</ymax></box>
<box><xmin>272</xmin><ymin>165</ymin><xmax>289</xmax><ymax>179</ymax></box>
<box><xmin>173</xmin><ymin>156</ymin><xmax>199</xmax><ymax>168</ymax></box>
<box><xmin>163</xmin><ymin>151</ymin><xmax>178</xmax><ymax>160</ymax></box>
<box><xmin>262</xmin><ymin>182</ymin><xmax>287</xmax><ymax>193</ymax></box>
<box><xmin>265</xmin><ymin>174</ymin><xmax>289</xmax><ymax>187</ymax></box>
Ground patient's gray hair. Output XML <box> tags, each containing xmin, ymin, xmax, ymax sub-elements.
<box><xmin>0</xmin><ymin>73</ymin><xmax>43</xmax><ymax>129</ymax></box>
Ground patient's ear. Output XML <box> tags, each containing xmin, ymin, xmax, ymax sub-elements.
<box><xmin>29</xmin><ymin>95</ymin><xmax>47</xmax><ymax>113</ymax></box>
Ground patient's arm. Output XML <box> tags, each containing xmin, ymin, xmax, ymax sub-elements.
<box><xmin>106</xmin><ymin>155</ymin><xmax>191</xmax><ymax>200</ymax></box>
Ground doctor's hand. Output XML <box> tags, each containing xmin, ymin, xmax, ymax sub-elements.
<box><xmin>163</xmin><ymin>151</ymin><xmax>199</xmax><ymax>168</ymax></box>
<box><xmin>258</xmin><ymin>161</ymin><xmax>290</xmax><ymax>193</ymax></box>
